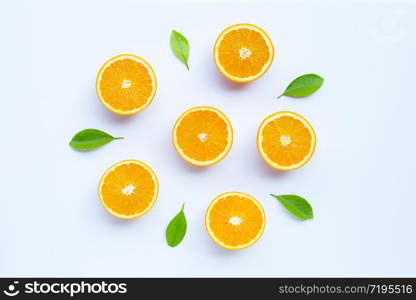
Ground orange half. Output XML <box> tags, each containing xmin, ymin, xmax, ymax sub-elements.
<box><xmin>98</xmin><ymin>160</ymin><xmax>159</xmax><ymax>219</ymax></box>
<box><xmin>172</xmin><ymin>106</ymin><xmax>233</xmax><ymax>166</ymax></box>
<box><xmin>257</xmin><ymin>111</ymin><xmax>316</xmax><ymax>171</ymax></box>
<box><xmin>206</xmin><ymin>192</ymin><xmax>266</xmax><ymax>250</ymax></box>
<box><xmin>214</xmin><ymin>24</ymin><xmax>274</xmax><ymax>82</ymax></box>
<box><xmin>96</xmin><ymin>54</ymin><xmax>157</xmax><ymax>115</ymax></box>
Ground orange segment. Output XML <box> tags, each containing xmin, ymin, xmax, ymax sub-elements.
<box><xmin>172</xmin><ymin>106</ymin><xmax>233</xmax><ymax>166</ymax></box>
<box><xmin>206</xmin><ymin>192</ymin><xmax>266</xmax><ymax>250</ymax></box>
<box><xmin>257</xmin><ymin>111</ymin><xmax>316</xmax><ymax>171</ymax></box>
<box><xmin>96</xmin><ymin>54</ymin><xmax>157</xmax><ymax>115</ymax></box>
<box><xmin>98</xmin><ymin>160</ymin><xmax>159</xmax><ymax>219</ymax></box>
<box><xmin>214</xmin><ymin>24</ymin><xmax>274</xmax><ymax>82</ymax></box>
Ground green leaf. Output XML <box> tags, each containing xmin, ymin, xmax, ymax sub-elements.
<box><xmin>170</xmin><ymin>30</ymin><xmax>190</xmax><ymax>70</ymax></box>
<box><xmin>166</xmin><ymin>203</ymin><xmax>187</xmax><ymax>247</ymax></box>
<box><xmin>69</xmin><ymin>129</ymin><xmax>123</xmax><ymax>150</ymax></box>
<box><xmin>271</xmin><ymin>194</ymin><xmax>314</xmax><ymax>220</ymax></box>
<box><xmin>278</xmin><ymin>74</ymin><xmax>324</xmax><ymax>98</ymax></box>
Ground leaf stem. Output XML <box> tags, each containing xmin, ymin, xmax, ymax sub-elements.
<box><xmin>113</xmin><ymin>137</ymin><xmax>124</xmax><ymax>140</ymax></box>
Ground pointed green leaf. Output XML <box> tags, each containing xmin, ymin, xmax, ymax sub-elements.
<box><xmin>170</xmin><ymin>30</ymin><xmax>190</xmax><ymax>70</ymax></box>
<box><xmin>271</xmin><ymin>194</ymin><xmax>314</xmax><ymax>220</ymax></box>
<box><xmin>278</xmin><ymin>74</ymin><xmax>324</xmax><ymax>98</ymax></box>
<box><xmin>69</xmin><ymin>129</ymin><xmax>123</xmax><ymax>150</ymax></box>
<box><xmin>166</xmin><ymin>203</ymin><xmax>187</xmax><ymax>247</ymax></box>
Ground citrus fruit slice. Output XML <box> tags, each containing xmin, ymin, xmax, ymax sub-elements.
<box><xmin>205</xmin><ymin>192</ymin><xmax>266</xmax><ymax>250</ymax></box>
<box><xmin>257</xmin><ymin>111</ymin><xmax>316</xmax><ymax>171</ymax></box>
<box><xmin>172</xmin><ymin>106</ymin><xmax>233</xmax><ymax>167</ymax></box>
<box><xmin>214</xmin><ymin>24</ymin><xmax>274</xmax><ymax>82</ymax></box>
<box><xmin>98</xmin><ymin>160</ymin><xmax>159</xmax><ymax>219</ymax></box>
<box><xmin>96</xmin><ymin>54</ymin><xmax>157</xmax><ymax>115</ymax></box>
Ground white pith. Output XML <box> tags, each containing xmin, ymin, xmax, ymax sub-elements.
<box><xmin>239</xmin><ymin>47</ymin><xmax>252</xmax><ymax>59</ymax></box>
<box><xmin>280</xmin><ymin>135</ymin><xmax>292</xmax><ymax>147</ymax></box>
<box><xmin>122</xmin><ymin>184</ymin><xmax>135</xmax><ymax>195</ymax></box>
<box><xmin>198</xmin><ymin>133</ymin><xmax>208</xmax><ymax>142</ymax></box>
<box><xmin>121</xmin><ymin>79</ymin><xmax>131</xmax><ymax>89</ymax></box>
<box><xmin>228</xmin><ymin>216</ymin><xmax>243</xmax><ymax>226</ymax></box>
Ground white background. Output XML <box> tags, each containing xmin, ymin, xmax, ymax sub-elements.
<box><xmin>1</xmin><ymin>0</ymin><xmax>416</xmax><ymax>277</ymax></box>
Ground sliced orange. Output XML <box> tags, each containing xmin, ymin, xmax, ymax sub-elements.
<box><xmin>96</xmin><ymin>54</ymin><xmax>157</xmax><ymax>115</ymax></box>
<box><xmin>214</xmin><ymin>24</ymin><xmax>274</xmax><ymax>83</ymax></box>
<box><xmin>98</xmin><ymin>160</ymin><xmax>159</xmax><ymax>219</ymax></box>
<box><xmin>205</xmin><ymin>192</ymin><xmax>266</xmax><ymax>250</ymax></box>
<box><xmin>172</xmin><ymin>106</ymin><xmax>233</xmax><ymax>167</ymax></box>
<box><xmin>257</xmin><ymin>111</ymin><xmax>316</xmax><ymax>171</ymax></box>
